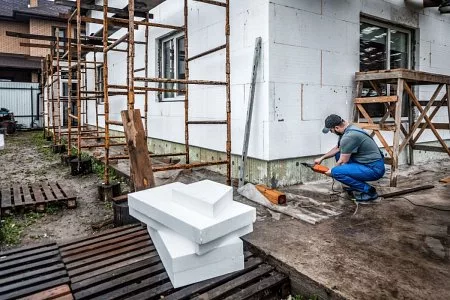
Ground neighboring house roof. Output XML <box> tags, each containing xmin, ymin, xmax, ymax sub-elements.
<box><xmin>0</xmin><ymin>0</ymin><xmax>71</xmax><ymax>21</ymax></box>
<box><xmin>0</xmin><ymin>54</ymin><xmax>41</xmax><ymax>70</ymax></box>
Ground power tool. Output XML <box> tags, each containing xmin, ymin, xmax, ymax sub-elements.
<box><xmin>301</xmin><ymin>162</ymin><xmax>329</xmax><ymax>174</ymax></box>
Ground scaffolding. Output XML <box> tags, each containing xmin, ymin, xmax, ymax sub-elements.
<box><xmin>353</xmin><ymin>69</ymin><xmax>450</xmax><ymax>187</ymax></box>
<box><xmin>68</xmin><ymin>0</ymin><xmax>233</xmax><ymax>186</ymax></box>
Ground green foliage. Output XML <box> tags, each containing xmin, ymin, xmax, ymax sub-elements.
<box><xmin>31</xmin><ymin>131</ymin><xmax>57</xmax><ymax>160</ymax></box>
<box><xmin>0</xmin><ymin>212</ymin><xmax>44</xmax><ymax>246</ymax></box>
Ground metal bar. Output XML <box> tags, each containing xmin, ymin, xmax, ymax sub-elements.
<box><xmin>134</xmin><ymin>19</ymin><xmax>185</xmax><ymax>31</ymax></box>
<box><xmin>67</xmin><ymin>22</ymin><xmax>72</xmax><ymax>155</ymax></box>
<box><xmin>77</xmin><ymin>0</ymin><xmax>82</xmax><ymax>162</ymax></box>
<box><xmin>104</xmin><ymin>0</ymin><xmax>110</xmax><ymax>185</ymax></box>
<box><xmin>106</xmin><ymin>33</ymin><xmax>129</xmax><ymax>52</ymax></box>
<box><xmin>187</xmin><ymin>121</ymin><xmax>227</xmax><ymax>124</ymax></box>
<box><xmin>106</xmin><ymin>120</ymin><xmax>123</xmax><ymax>126</ymax></box>
<box><xmin>108</xmin><ymin>84</ymin><xmax>185</xmax><ymax>93</ymax></box>
<box><xmin>225</xmin><ymin>0</ymin><xmax>231</xmax><ymax>186</ymax></box>
<box><xmin>184</xmin><ymin>0</ymin><xmax>190</xmax><ymax>165</ymax></box>
<box><xmin>80</xmin><ymin>143</ymin><xmax>127</xmax><ymax>148</ymax></box>
<box><xmin>187</xmin><ymin>44</ymin><xmax>226</xmax><ymax>62</ymax></box>
<box><xmin>153</xmin><ymin>161</ymin><xmax>228</xmax><ymax>172</ymax></box>
<box><xmin>144</xmin><ymin>12</ymin><xmax>150</xmax><ymax>139</ymax></box>
<box><xmin>68</xmin><ymin>114</ymin><xmax>78</xmax><ymax>120</ymax></box>
<box><xmin>194</xmin><ymin>0</ymin><xmax>227</xmax><ymax>7</ymax></box>
<box><xmin>239</xmin><ymin>37</ymin><xmax>262</xmax><ymax>188</ymax></box>
<box><xmin>56</xmin><ymin>29</ymin><xmax>62</xmax><ymax>144</ymax></box>
<box><xmin>134</xmin><ymin>77</ymin><xmax>226</xmax><ymax>85</ymax></box>
<box><xmin>127</xmin><ymin>0</ymin><xmax>135</xmax><ymax>112</ymax></box>
<box><xmin>134</xmin><ymin>67</ymin><xmax>145</xmax><ymax>73</ymax></box>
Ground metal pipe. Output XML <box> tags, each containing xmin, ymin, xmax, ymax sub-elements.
<box><xmin>225</xmin><ymin>0</ymin><xmax>231</xmax><ymax>186</ymax></box>
<box><xmin>127</xmin><ymin>0</ymin><xmax>135</xmax><ymax>112</ymax></box>
<box><xmin>76</xmin><ymin>0</ymin><xmax>82</xmax><ymax>162</ymax></box>
<box><xmin>103</xmin><ymin>0</ymin><xmax>111</xmax><ymax>185</ymax></box>
<box><xmin>184</xmin><ymin>0</ymin><xmax>190</xmax><ymax>165</ymax></box>
<box><xmin>67</xmin><ymin>20</ymin><xmax>73</xmax><ymax>155</ymax></box>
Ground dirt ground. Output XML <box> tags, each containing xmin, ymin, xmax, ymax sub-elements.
<box><xmin>0</xmin><ymin>131</ymin><xmax>114</xmax><ymax>251</ymax></box>
<box><xmin>1</xmin><ymin>131</ymin><xmax>449</xmax><ymax>299</ymax></box>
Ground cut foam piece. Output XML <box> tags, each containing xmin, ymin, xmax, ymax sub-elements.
<box><xmin>172</xmin><ymin>180</ymin><xmax>232</xmax><ymax>218</ymax></box>
<box><xmin>128</xmin><ymin>182</ymin><xmax>256</xmax><ymax>244</ymax></box>
<box><xmin>148</xmin><ymin>227</ymin><xmax>244</xmax><ymax>288</ymax></box>
<box><xmin>129</xmin><ymin>207</ymin><xmax>253</xmax><ymax>255</ymax></box>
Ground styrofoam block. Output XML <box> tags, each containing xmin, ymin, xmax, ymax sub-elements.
<box><xmin>148</xmin><ymin>227</ymin><xmax>244</xmax><ymax>288</ymax></box>
<box><xmin>129</xmin><ymin>207</ymin><xmax>253</xmax><ymax>255</ymax></box>
<box><xmin>172</xmin><ymin>180</ymin><xmax>232</xmax><ymax>218</ymax></box>
<box><xmin>0</xmin><ymin>134</ymin><xmax>4</xmax><ymax>150</ymax></box>
<box><xmin>128</xmin><ymin>182</ymin><xmax>256</xmax><ymax>244</ymax></box>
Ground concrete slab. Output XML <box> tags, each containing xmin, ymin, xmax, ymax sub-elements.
<box><xmin>129</xmin><ymin>207</ymin><xmax>253</xmax><ymax>255</ymax></box>
<box><xmin>172</xmin><ymin>179</ymin><xmax>232</xmax><ymax>218</ymax></box>
<box><xmin>128</xmin><ymin>182</ymin><xmax>256</xmax><ymax>244</ymax></box>
<box><xmin>240</xmin><ymin>159</ymin><xmax>450</xmax><ymax>299</ymax></box>
<box><xmin>148</xmin><ymin>227</ymin><xmax>244</xmax><ymax>288</ymax></box>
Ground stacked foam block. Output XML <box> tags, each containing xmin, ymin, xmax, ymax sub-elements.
<box><xmin>128</xmin><ymin>180</ymin><xmax>256</xmax><ymax>288</ymax></box>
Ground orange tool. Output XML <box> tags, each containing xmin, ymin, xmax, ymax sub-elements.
<box><xmin>301</xmin><ymin>162</ymin><xmax>329</xmax><ymax>174</ymax></box>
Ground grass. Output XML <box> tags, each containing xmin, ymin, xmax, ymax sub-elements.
<box><xmin>30</xmin><ymin>131</ymin><xmax>58</xmax><ymax>160</ymax></box>
<box><xmin>0</xmin><ymin>212</ymin><xmax>44</xmax><ymax>247</ymax></box>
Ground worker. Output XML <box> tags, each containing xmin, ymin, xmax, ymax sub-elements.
<box><xmin>314</xmin><ymin>114</ymin><xmax>385</xmax><ymax>201</ymax></box>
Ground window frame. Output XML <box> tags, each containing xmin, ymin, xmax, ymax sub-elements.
<box><xmin>359</xmin><ymin>17</ymin><xmax>413</xmax><ymax>119</ymax></box>
<box><xmin>157</xmin><ymin>31</ymin><xmax>186</xmax><ymax>102</ymax></box>
<box><xmin>360</xmin><ymin>17</ymin><xmax>412</xmax><ymax>71</ymax></box>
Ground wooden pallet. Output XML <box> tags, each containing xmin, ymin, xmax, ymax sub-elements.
<box><xmin>0</xmin><ymin>243</ymin><xmax>70</xmax><ymax>300</ymax></box>
<box><xmin>59</xmin><ymin>224</ymin><xmax>290</xmax><ymax>300</ymax></box>
<box><xmin>0</xmin><ymin>182</ymin><xmax>77</xmax><ymax>213</ymax></box>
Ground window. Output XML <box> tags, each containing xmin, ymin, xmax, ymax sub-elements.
<box><xmin>52</xmin><ymin>27</ymin><xmax>66</xmax><ymax>55</ymax></box>
<box><xmin>360</xmin><ymin>19</ymin><xmax>412</xmax><ymax>117</ymax></box>
<box><xmin>96</xmin><ymin>65</ymin><xmax>104</xmax><ymax>104</ymax></box>
<box><xmin>158</xmin><ymin>33</ymin><xmax>185</xmax><ymax>100</ymax></box>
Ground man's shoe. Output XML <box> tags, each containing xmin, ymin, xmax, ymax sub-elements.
<box><xmin>343</xmin><ymin>186</ymin><xmax>356</xmax><ymax>197</ymax></box>
<box><xmin>354</xmin><ymin>191</ymin><xmax>378</xmax><ymax>202</ymax></box>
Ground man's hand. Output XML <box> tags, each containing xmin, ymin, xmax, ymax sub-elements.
<box><xmin>314</xmin><ymin>158</ymin><xmax>323</xmax><ymax>165</ymax></box>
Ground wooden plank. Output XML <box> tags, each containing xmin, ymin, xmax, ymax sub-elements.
<box><xmin>0</xmin><ymin>270</ymin><xmax>68</xmax><ymax>294</ymax></box>
<box><xmin>0</xmin><ymin>242</ymin><xmax>56</xmax><ymax>257</ymax></box>
<box><xmin>0</xmin><ymin>257</ymin><xmax>62</xmax><ymax>278</ymax></box>
<box><xmin>71</xmin><ymin>256</ymin><xmax>161</xmax><ymax>292</ymax></box>
<box><xmin>71</xmin><ymin>251</ymin><xmax>159</xmax><ymax>284</ymax></box>
<box><xmin>416</xmin><ymin>123</ymin><xmax>449</xmax><ymax>130</ymax></box>
<box><xmin>192</xmin><ymin>264</ymin><xmax>274</xmax><ymax>300</ymax></box>
<box><xmin>67</xmin><ymin>246</ymin><xmax>155</xmax><ymax>278</ymax></box>
<box><xmin>404</xmin><ymin>83</ymin><xmax>450</xmax><ymax>156</ymax></box>
<box><xmin>30</xmin><ymin>183</ymin><xmax>45</xmax><ymax>205</ymax></box>
<box><xmin>0</xmin><ymin>244</ymin><xmax>58</xmax><ymax>264</ymax></box>
<box><xmin>63</xmin><ymin>234</ymin><xmax>149</xmax><ymax>264</ymax></box>
<box><xmin>75</xmin><ymin>263</ymin><xmax>166</xmax><ymax>300</ymax></box>
<box><xmin>21</xmin><ymin>184</ymin><xmax>34</xmax><ymax>205</ymax></box>
<box><xmin>59</xmin><ymin>226</ymin><xmax>144</xmax><ymax>253</ymax></box>
<box><xmin>49</xmin><ymin>182</ymin><xmax>65</xmax><ymax>200</ymax></box>
<box><xmin>125</xmin><ymin>282</ymin><xmax>173</xmax><ymax>300</ymax></box>
<box><xmin>164</xmin><ymin>256</ymin><xmax>264</xmax><ymax>300</ymax></box>
<box><xmin>380</xmin><ymin>185</ymin><xmax>434</xmax><ymax>198</ymax></box>
<box><xmin>0</xmin><ymin>277</ymin><xmax>70</xmax><ymax>300</ymax></box>
<box><xmin>223</xmin><ymin>272</ymin><xmax>289</xmax><ymax>300</ymax></box>
<box><xmin>354</xmin><ymin>96</ymin><xmax>398</xmax><ymax>104</ymax></box>
<box><xmin>19</xmin><ymin>284</ymin><xmax>73</xmax><ymax>300</ymax></box>
<box><xmin>13</xmin><ymin>185</ymin><xmax>22</xmax><ymax>206</ymax></box>
<box><xmin>390</xmin><ymin>79</ymin><xmax>404</xmax><ymax>187</ymax></box>
<box><xmin>66</xmin><ymin>240</ymin><xmax>153</xmax><ymax>270</ymax></box>
<box><xmin>399</xmin><ymin>83</ymin><xmax>443</xmax><ymax>153</ymax></box>
<box><xmin>353</xmin><ymin>123</ymin><xmax>396</xmax><ymax>131</ymax></box>
<box><xmin>413</xmin><ymin>95</ymin><xmax>447</xmax><ymax>144</ymax></box>
<box><xmin>121</xmin><ymin>109</ymin><xmax>155</xmax><ymax>191</ymax></box>
<box><xmin>41</xmin><ymin>183</ymin><xmax>56</xmax><ymax>202</ymax></box>
<box><xmin>1</xmin><ymin>187</ymin><xmax>12</xmax><ymax>208</ymax></box>
<box><xmin>56</xmin><ymin>182</ymin><xmax>77</xmax><ymax>200</ymax></box>
<box><xmin>355</xmin><ymin>69</ymin><xmax>450</xmax><ymax>85</ymax></box>
<box><xmin>1</xmin><ymin>263</ymin><xmax>65</xmax><ymax>287</ymax></box>
<box><xmin>412</xmin><ymin>145</ymin><xmax>450</xmax><ymax>153</ymax></box>
<box><xmin>61</xmin><ymin>229</ymin><xmax>148</xmax><ymax>258</ymax></box>
<box><xmin>356</xmin><ymin>104</ymin><xmax>393</xmax><ymax>157</ymax></box>
<box><xmin>0</xmin><ymin>250</ymin><xmax>60</xmax><ymax>270</ymax></box>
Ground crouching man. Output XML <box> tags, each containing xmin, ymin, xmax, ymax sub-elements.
<box><xmin>315</xmin><ymin>114</ymin><xmax>385</xmax><ymax>201</ymax></box>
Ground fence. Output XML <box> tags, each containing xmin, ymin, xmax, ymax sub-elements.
<box><xmin>0</xmin><ymin>82</ymin><xmax>41</xmax><ymax>129</ymax></box>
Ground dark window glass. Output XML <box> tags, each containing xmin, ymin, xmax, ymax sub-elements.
<box><xmin>390</xmin><ymin>30</ymin><xmax>408</xmax><ymax>69</ymax></box>
<box><xmin>360</xmin><ymin>23</ymin><xmax>387</xmax><ymax>72</ymax></box>
<box><xmin>163</xmin><ymin>40</ymin><xmax>175</xmax><ymax>98</ymax></box>
<box><xmin>177</xmin><ymin>37</ymin><xmax>186</xmax><ymax>94</ymax></box>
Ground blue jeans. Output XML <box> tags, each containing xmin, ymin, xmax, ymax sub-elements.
<box><xmin>331</xmin><ymin>153</ymin><xmax>385</xmax><ymax>193</ymax></box>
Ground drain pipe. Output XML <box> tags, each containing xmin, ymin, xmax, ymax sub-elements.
<box><xmin>404</xmin><ymin>0</ymin><xmax>442</xmax><ymax>9</ymax></box>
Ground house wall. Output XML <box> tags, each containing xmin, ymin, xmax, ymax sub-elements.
<box><xmin>0</xmin><ymin>20</ymin><xmax>30</xmax><ymax>56</ymax></box>
<box><xmin>29</xmin><ymin>19</ymin><xmax>67</xmax><ymax>57</ymax></box>
<box><xmin>268</xmin><ymin>0</ymin><xmax>450</xmax><ymax>161</ymax></box>
<box><xmin>86</xmin><ymin>0</ymin><xmax>271</xmax><ymax>160</ymax></box>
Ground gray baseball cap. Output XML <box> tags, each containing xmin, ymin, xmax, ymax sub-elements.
<box><xmin>322</xmin><ymin>114</ymin><xmax>343</xmax><ymax>133</ymax></box>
